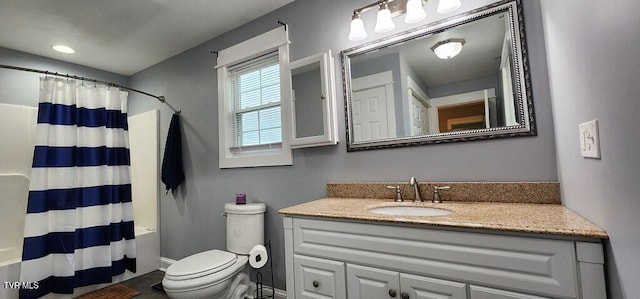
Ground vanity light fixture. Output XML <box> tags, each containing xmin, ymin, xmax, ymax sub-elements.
<box><xmin>405</xmin><ymin>0</ymin><xmax>427</xmax><ymax>23</ymax></box>
<box><xmin>349</xmin><ymin>13</ymin><xmax>368</xmax><ymax>41</ymax></box>
<box><xmin>348</xmin><ymin>0</ymin><xmax>426</xmax><ymax>41</ymax></box>
<box><xmin>374</xmin><ymin>2</ymin><xmax>395</xmax><ymax>33</ymax></box>
<box><xmin>52</xmin><ymin>45</ymin><xmax>75</xmax><ymax>54</ymax></box>
<box><xmin>431</xmin><ymin>38</ymin><xmax>465</xmax><ymax>59</ymax></box>
<box><xmin>437</xmin><ymin>0</ymin><xmax>462</xmax><ymax>14</ymax></box>
<box><xmin>347</xmin><ymin>0</ymin><xmax>464</xmax><ymax>41</ymax></box>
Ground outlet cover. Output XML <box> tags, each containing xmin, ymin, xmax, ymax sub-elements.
<box><xmin>579</xmin><ymin>120</ymin><xmax>600</xmax><ymax>159</ymax></box>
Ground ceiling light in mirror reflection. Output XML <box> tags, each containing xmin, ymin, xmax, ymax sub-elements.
<box><xmin>432</xmin><ymin>39</ymin><xmax>465</xmax><ymax>59</ymax></box>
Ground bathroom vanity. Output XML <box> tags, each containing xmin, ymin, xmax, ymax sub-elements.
<box><xmin>280</xmin><ymin>196</ymin><xmax>608</xmax><ymax>299</ymax></box>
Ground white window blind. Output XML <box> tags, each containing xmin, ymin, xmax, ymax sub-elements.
<box><xmin>228</xmin><ymin>51</ymin><xmax>282</xmax><ymax>152</ymax></box>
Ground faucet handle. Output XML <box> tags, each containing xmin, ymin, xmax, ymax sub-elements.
<box><xmin>432</xmin><ymin>185</ymin><xmax>451</xmax><ymax>203</ymax></box>
<box><xmin>434</xmin><ymin>186</ymin><xmax>451</xmax><ymax>191</ymax></box>
<box><xmin>385</xmin><ymin>185</ymin><xmax>403</xmax><ymax>202</ymax></box>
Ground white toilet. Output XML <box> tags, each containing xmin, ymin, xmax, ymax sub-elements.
<box><xmin>162</xmin><ymin>203</ymin><xmax>266</xmax><ymax>299</ymax></box>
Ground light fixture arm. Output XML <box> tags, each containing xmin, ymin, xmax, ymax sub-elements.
<box><xmin>353</xmin><ymin>0</ymin><xmax>394</xmax><ymax>17</ymax></box>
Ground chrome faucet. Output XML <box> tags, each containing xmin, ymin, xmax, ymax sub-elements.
<box><xmin>409</xmin><ymin>177</ymin><xmax>422</xmax><ymax>202</ymax></box>
<box><xmin>432</xmin><ymin>186</ymin><xmax>451</xmax><ymax>203</ymax></box>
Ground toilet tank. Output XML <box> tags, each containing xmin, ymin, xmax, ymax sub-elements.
<box><xmin>225</xmin><ymin>203</ymin><xmax>266</xmax><ymax>254</ymax></box>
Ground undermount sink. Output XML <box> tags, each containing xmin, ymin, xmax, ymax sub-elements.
<box><xmin>368</xmin><ymin>206</ymin><xmax>453</xmax><ymax>217</ymax></box>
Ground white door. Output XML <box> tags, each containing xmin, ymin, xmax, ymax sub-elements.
<box><xmin>351</xmin><ymin>71</ymin><xmax>396</xmax><ymax>143</ymax></box>
<box><xmin>352</xmin><ymin>86</ymin><xmax>392</xmax><ymax>142</ymax></box>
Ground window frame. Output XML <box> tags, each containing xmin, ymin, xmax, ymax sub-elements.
<box><xmin>217</xmin><ymin>27</ymin><xmax>292</xmax><ymax>168</ymax></box>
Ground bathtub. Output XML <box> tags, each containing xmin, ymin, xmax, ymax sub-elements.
<box><xmin>0</xmin><ymin>108</ymin><xmax>161</xmax><ymax>298</ymax></box>
<box><xmin>0</xmin><ymin>176</ymin><xmax>159</xmax><ymax>298</ymax></box>
<box><xmin>0</xmin><ymin>226</ymin><xmax>159</xmax><ymax>299</ymax></box>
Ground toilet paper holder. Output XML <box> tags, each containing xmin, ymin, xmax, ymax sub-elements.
<box><xmin>253</xmin><ymin>240</ymin><xmax>274</xmax><ymax>299</ymax></box>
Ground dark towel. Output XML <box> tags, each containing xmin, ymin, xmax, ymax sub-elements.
<box><xmin>161</xmin><ymin>113</ymin><xmax>185</xmax><ymax>194</ymax></box>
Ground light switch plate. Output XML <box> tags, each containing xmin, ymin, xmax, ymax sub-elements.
<box><xmin>579</xmin><ymin>120</ymin><xmax>600</xmax><ymax>159</ymax></box>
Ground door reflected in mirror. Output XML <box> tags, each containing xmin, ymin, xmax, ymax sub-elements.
<box><xmin>342</xmin><ymin>1</ymin><xmax>535</xmax><ymax>151</ymax></box>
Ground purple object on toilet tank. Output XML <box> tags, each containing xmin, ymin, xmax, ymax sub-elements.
<box><xmin>236</xmin><ymin>193</ymin><xmax>246</xmax><ymax>204</ymax></box>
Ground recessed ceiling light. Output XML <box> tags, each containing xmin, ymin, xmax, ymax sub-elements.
<box><xmin>52</xmin><ymin>45</ymin><xmax>75</xmax><ymax>54</ymax></box>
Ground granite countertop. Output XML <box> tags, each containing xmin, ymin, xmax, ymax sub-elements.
<box><xmin>279</xmin><ymin>198</ymin><xmax>608</xmax><ymax>239</ymax></box>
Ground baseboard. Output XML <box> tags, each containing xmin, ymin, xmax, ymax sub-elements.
<box><xmin>159</xmin><ymin>256</ymin><xmax>176</xmax><ymax>271</ymax></box>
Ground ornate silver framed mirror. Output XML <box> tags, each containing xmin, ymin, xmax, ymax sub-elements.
<box><xmin>341</xmin><ymin>0</ymin><xmax>535</xmax><ymax>151</ymax></box>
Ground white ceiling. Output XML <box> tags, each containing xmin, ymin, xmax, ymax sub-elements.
<box><xmin>0</xmin><ymin>0</ymin><xmax>293</xmax><ymax>76</ymax></box>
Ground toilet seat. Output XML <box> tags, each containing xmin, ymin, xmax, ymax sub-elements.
<box><xmin>163</xmin><ymin>250</ymin><xmax>249</xmax><ymax>295</ymax></box>
<box><xmin>165</xmin><ymin>250</ymin><xmax>237</xmax><ymax>281</ymax></box>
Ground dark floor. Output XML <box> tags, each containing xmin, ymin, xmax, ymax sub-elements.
<box><xmin>120</xmin><ymin>270</ymin><xmax>169</xmax><ymax>298</ymax></box>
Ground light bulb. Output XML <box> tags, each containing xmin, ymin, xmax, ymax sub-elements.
<box><xmin>348</xmin><ymin>15</ymin><xmax>367</xmax><ymax>41</ymax></box>
<box><xmin>52</xmin><ymin>45</ymin><xmax>75</xmax><ymax>54</ymax></box>
<box><xmin>432</xmin><ymin>39</ymin><xmax>465</xmax><ymax>59</ymax></box>
<box><xmin>374</xmin><ymin>4</ymin><xmax>395</xmax><ymax>33</ymax></box>
<box><xmin>437</xmin><ymin>0</ymin><xmax>462</xmax><ymax>14</ymax></box>
<box><xmin>405</xmin><ymin>0</ymin><xmax>426</xmax><ymax>24</ymax></box>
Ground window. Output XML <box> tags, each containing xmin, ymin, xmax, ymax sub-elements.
<box><xmin>217</xmin><ymin>27</ymin><xmax>292</xmax><ymax>168</ymax></box>
<box><xmin>229</xmin><ymin>52</ymin><xmax>281</xmax><ymax>150</ymax></box>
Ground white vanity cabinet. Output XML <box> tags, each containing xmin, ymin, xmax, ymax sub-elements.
<box><xmin>347</xmin><ymin>264</ymin><xmax>467</xmax><ymax>299</ymax></box>
<box><xmin>293</xmin><ymin>255</ymin><xmax>346</xmax><ymax>299</ymax></box>
<box><xmin>283</xmin><ymin>217</ymin><xmax>607</xmax><ymax>299</ymax></box>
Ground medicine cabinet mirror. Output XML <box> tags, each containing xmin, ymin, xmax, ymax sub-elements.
<box><xmin>341</xmin><ymin>0</ymin><xmax>536</xmax><ymax>151</ymax></box>
<box><xmin>289</xmin><ymin>50</ymin><xmax>339</xmax><ymax>148</ymax></box>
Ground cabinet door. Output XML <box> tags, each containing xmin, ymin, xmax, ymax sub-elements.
<box><xmin>347</xmin><ymin>264</ymin><xmax>400</xmax><ymax>299</ymax></box>
<box><xmin>469</xmin><ymin>285</ymin><xmax>550</xmax><ymax>299</ymax></box>
<box><xmin>294</xmin><ymin>255</ymin><xmax>346</xmax><ymax>299</ymax></box>
<box><xmin>400</xmin><ymin>273</ymin><xmax>467</xmax><ymax>299</ymax></box>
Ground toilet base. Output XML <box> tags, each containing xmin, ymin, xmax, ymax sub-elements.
<box><xmin>163</xmin><ymin>265</ymin><xmax>250</xmax><ymax>299</ymax></box>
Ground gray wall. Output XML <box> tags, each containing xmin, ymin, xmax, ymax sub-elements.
<box><xmin>129</xmin><ymin>0</ymin><xmax>557</xmax><ymax>290</ymax></box>
<box><xmin>428</xmin><ymin>74</ymin><xmax>500</xmax><ymax>99</ymax></box>
<box><xmin>540</xmin><ymin>1</ymin><xmax>640</xmax><ymax>298</ymax></box>
<box><xmin>0</xmin><ymin>47</ymin><xmax>129</xmax><ymax>107</ymax></box>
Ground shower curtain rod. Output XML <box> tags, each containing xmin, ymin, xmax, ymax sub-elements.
<box><xmin>0</xmin><ymin>63</ymin><xmax>181</xmax><ymax>114</ymax></box>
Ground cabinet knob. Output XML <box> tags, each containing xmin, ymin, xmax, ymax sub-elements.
<box><xmin>312</xmin><ymin>280</ymin><xmax>320</xmax><ymax>288</ymax></box>
<box><xmin>401</xmin><ymin>292</ymin><xmax>410</xmax><ymax>299</ymax></box>
<box><xmin>388</xmin><ymin>289</ymin><xmax>397</xmax><ymax>297</ymax></box>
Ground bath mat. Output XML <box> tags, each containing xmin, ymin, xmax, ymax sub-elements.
<box><xmin>74</xmin><ymin>283</ymin><xmax>140</xmax><ymax>299</ymax></box>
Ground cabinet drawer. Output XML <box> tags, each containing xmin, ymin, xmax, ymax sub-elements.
<box><xmin>294</xmin><ymin>255</ymin><xmax>346</xmax><ymax>299</ymax></box>
<box><xmin>293</xmin><ymin>218</ymin><xmax>577</xmax><ymax>298</ymax></box>
<box><xmin>469</xmin><ymin>285</ymin><xmax>550</xmax><ymax>299</ymax></box>
<box><xmin>401</xmin><ymin>273</ymin><xmax>467</xmax><ymax>299</ymax></box>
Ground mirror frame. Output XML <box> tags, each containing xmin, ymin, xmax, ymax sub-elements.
<box><xmin>341</xmin><ymin>0</ymin><xmax>536</xmax><ymax>151</ymax></box>
<box><xmin>289</xmin><ymin>50</ymin><xmax>339</xmax><ymax>148</ymax></box>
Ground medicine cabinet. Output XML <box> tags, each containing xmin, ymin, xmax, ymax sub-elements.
<box><xmin>289</xmin><ymin>50</ymin><xmax>339</xmax><ymax>148</ymax></box>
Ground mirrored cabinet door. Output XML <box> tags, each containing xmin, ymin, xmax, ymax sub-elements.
<box><xmin>289</xmin><ymin>50</ymin><xmax>339</xmax><ymax>148</ymax></box>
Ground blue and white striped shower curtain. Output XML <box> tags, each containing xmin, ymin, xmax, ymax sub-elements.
<box><xmin>20</xmin><ymin>78</ymin><xmax>136</xmax><ymax>298</ymax></box>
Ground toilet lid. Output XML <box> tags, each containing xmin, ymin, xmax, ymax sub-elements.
<box><xmin>166</xmin><ymin>250</ymin><xmax>237</xmax><ymax>279</ymax></box>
